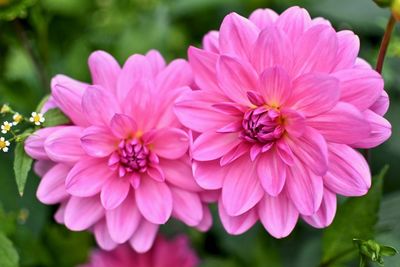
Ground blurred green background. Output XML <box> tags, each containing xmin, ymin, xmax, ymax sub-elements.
<box><xmin>0</xmin><ymin>0</ymin><xmax>399</xmax><ymax>266</ymax></box>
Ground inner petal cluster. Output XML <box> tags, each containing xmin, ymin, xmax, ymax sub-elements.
<box><xmin>108</xmin><ymin>138</ymin><xmax>157</xmax><ymax>178</ymax></box>
<box><xmin>241</xmin><ymin>106</ymin><xmax>284</xmax><ymax>145</ymax></box>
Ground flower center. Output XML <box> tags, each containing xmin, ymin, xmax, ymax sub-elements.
<box><xmin>240</xmin><ymin>106</ymin><xmax>285</xmax><ymax>144</ymax></box>
<box><xmin>108</xmin><ymin>138</ymin><xmax>155</xmax><ymax>178</ymax></box>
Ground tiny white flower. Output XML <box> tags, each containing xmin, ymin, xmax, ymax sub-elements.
<box><xmin>0</xmin><ymin>137</ymin><xmax>10</xmax><ymax>152</ymax></box>
<box><xmin>29</xmin><ymin>112</ymin><xmax>45</xmax><ymax>126</ymax></box>
<box><xmin>1</xmin><ymin>121</ymin><xmax>12</xmax><ymax>134</ymax></box>
<box><xmin>12</xmin><ymin>113</ymin><xmax>23</xmax><ymax>125</ymax></box>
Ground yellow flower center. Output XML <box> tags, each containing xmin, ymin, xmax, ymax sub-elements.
<box><xmin>33</xmin><ymin>115</ymin><xmax>41</xmax><ymax>123</ymax></box>
<box><xmin>0</xmin><ymin>140</ymin><xmax>6</xmax><ymax>149</ymax></box>
<box><xmin>13</xmin><ymin>114</ymin><xmax>22</xmax><ymax>123</ymax></box>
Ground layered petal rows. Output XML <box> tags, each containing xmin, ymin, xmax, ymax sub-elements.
<box><xmin>80</xmin><ymin>235</ymin><xmax>199</xmax><ymax>267</ymax></box>
<box><xmin>25</xmin><ymin>50</ymin><xmax>212</xmax><ymax>252</ymax></box>
<box><xmin>174</xmin><ymin>6</ymin><xmax>391</xmax><ymax>238</ymax></box>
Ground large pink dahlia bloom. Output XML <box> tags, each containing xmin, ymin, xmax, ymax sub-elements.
<box><xmin>80</xmin><ymin>235</ymin><xmax>199</xmax><ymax>267</ymax></box>
<box><xmin>174</xmin><ymin>7</ymin><xmax>392</xmax><ymax>238</ymax></box>
<box><xmin>25</xmin><ymin>50</ymin><xmax>212</xmax><ymax>252</ymax></box>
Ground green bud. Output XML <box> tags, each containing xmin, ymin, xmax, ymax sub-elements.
<box><xmin>380</xmin><ymin>245</ymin><xmax>399</xmax><ymax>256</ymax></box>
<box><xmin>374</xmin><ymin>0</ymin><xmax>394</xmax><ymax>7</ymax></box>
<box><xmin>392</xmin><ymin>0</ymin><xmax>400</xmax><ymax>20</ymax></box>
<box><xmin>0</xmin><ymin>104</ymin><xmax>11</xmax><ymax>114</ymax></box>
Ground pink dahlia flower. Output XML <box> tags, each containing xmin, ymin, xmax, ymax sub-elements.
<box><xmin>79</xmin><ymin>235</ymin><xmax>199</xmax><ymax>267</ymax></box>
<box><xmin>174</xmin><ymin>7</ymin><xmax>392</xmax><ymax>238</ymax></box>
<box><xmin>25</xmin><ymin>50</ymin><xmax>212</xmax><ymax>252</ymax></box>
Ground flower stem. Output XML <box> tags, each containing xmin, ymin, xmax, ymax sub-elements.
<box><xmin>376</xmin><ymin>14</ymin><xmax>396</xmax><ymax>74</ymax></box>
<box><xmin>364</xmin><ymin>14</ymin><xmax>396</xmax><ymax>162</ymax></box>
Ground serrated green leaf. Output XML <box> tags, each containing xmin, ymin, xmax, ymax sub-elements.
<box><xmin>0</xmin><ymin>232</ymin><xmax>19</xmax><ymax>267</ymax></box>
<box><xmin>13</xmin><ymin>142</ymin><xmax>33</xmax><ymax>197</ymax></box>
<box><xmin>43</xmin><ymin>108</ymin><xmax>70</xmax><ymax>127</ymax></box>
<box><xmin>320</xmin><ymin>166</ymin><xmax>388</xmax><ymax>266</ymax></box>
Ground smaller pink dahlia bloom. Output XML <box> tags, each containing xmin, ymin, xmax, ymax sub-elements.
<box><xmin>80</xmin><ymin>235</ymin><xmax>199</xmax><ymax>267</ymax></box>
<box><xmin>25</xmin><ymin>50</ymin><xmax>212</xmax><ymax>252</ymax></box>
<box><xmin>174</xmin><ymin>7</ymin><xmax>391</xmax><ymax>238</ymax></box>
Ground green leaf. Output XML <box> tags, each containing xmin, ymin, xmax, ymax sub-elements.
<box><xmin>13</xmin><ymin>142</ymin><xmax>33</xmax><ymax>197</ymax></box>
<box><xmin>35</xmin><ymin>94</ymin><xmax>50</xmax><ymax>113</ymax></box>
<box><xmin>380</xmin><ymin>245</ymin><xmax>398</xmax><ymax>256</ymax></box>
<box><xmin>320</xmin><ymin>166</ymin><xmax>388</xmax><ymax>266</ymax></box>
<box><xmin>43</xmin><ymin>108</ymin><xmax>70</xmax><ymax>127</ymax></box>
<box><xmin>372</xmin><ymin>0</ymin><xmax>393</xmax><ymax>7</ymax></box>
<box><xmin>0</xmin><ymin>0</ymin><xmax>37</xmax><ymax>21</ymax></box>
<box><xmin>0</xmin><ymin>232</ymin><xmax>19</xmax><ymax>267</ymax></box>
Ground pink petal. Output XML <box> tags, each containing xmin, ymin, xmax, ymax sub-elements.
<box><xmin>54</xmin><ymin>203</ymin><xmax>66</xmax><ymax>224</ymax></box>
<box><xmin>116</xmin><ymin>54</ymin><xmax>152</xmax><ymax>103</ymax></box>
<box><xmin>106</xmin><ymin>193</ymin><xmax>141</xmax><ymax>243</ymax></box>
<box><xmin>324</xmin><ymin>143</ymin><xmax>371</xmax><ymax>196</ymax></box>
<box><xmin>81</xmin><ymin>126</ymin><xmax>118</xmax><ymax>158</ymax></box>
<box><xmin>64</xmin><ymin>196</ymin><xmax>104</xmax><ymax>231</ymax></box>
<box><xmin>220</xmin><ymin>142</ymin><xmax>250</xmax><ymax>166</ymax></box>
<box><xmin>249</xmin><ymin>8</ymin><xmax>278</xmax><ymax>29</ymax></box>
<box><xmin>37</xmin><ymin>164</ymin><xmax>70</xmax><ymax>204</ymax></box>
<box><xmin>196</xmin><ymin>205</ymin><xmax>213</xmax><ymax>232</ymax></box>
<box><xmin>145</xmin><ymin>50</ymin><xmax>166</xmax><ymax>75</ymax></box>
<box><xmin>370</xmin><ymin>91</ymin><xmax>389</xmax><ymax>116</ymax></box>
<box><xmin>188</xmin><ymin>46</ymin><xmax>220</xmax><ymax>93</ymax></box>
<box><xmin>288</xmin><ymin>73</ymin><xmax>340</xmax><ymax>117</ymax></box>
<box><xmin>24</xmin><ymin>127</ymin><xmax>63</xmax><ymax>160</ymax></box>
<box><xmin>159</xmin><ymin>159</ymin><xmax>202</xmax><ymax>191</ymax></box>
<box><xmin>286</xmin><ymin>157</ymin><xmax>323</xmax><ymax>216</ymax></box>
<box><xmin>222</xmin><ymin>155</ymin><xmax>264</xmax><ymax>216</ymax></box>
<box><xmin>147</xmin><ymin>165</ymin><xmax>165</xmax><ymax>182</ymax></box>
<box><xmin>110</xmin><ymin>114</ymin><xmax>137</xmax><ymax>139</ymax></box>
<box><xmin>82</xmin><ymin>85</ymin><xmax>121</xmax><ymax>126</ymax></box>
<box><xmin>286</xmin><ymin>127</ymin><xmax>328</xmax><ymax>176</ymax></box>
<box><xmin>302</xmin><ymin>188</ymin><xmax>336</xmax><ymax>228</ymax></box>
<box><xmin>33</xmin><ymin>160</ymin><xmax>54</xmax><ymax>176</ymax></box>
<box><xmin>251</xmin><ymin>26</ymin><xmax>292</xmax><ymax>73</ymax></box>
<box><xmin>135</xmin><ymin>177</ymin><xmax>172</xmax><ymax>224</ymax></box>
<box><xmin>276</xmin><ymin>6</ymin><xmax>311</xmax><ymax>42</ymax></box>
<box><xmin>258</xmin><ymin>192</ymin><xmax>299</xmax><ymax>238</ymax></box>
<box><xmin>218</xmin><ymin>201</ymin><xmax>257</xmax><ymax>235</ymax></box>
<box><xmin>192</xmin><ymin>131</ymin><xmax>241</xmax><ymax>161</ymax></box>
<box><xmin>51</xmin><ymin>75</ymin><xmax>90</xmax><ymax>126</ymax></box>
<box><xmin>281</xmin><ymin>108</ymin><xmax>306</xmax><ymax>138</ymax></box>
<box><xmin>101</xmin><ymin>177</ymin><xmax>130</xmax><ymax>210</ymax></box>
<box><xmin>332</xmin><ymin>68</ymin><xmax>383</xmax><ymax>111</ymax></box>
<box><xmin>44</xmin><ymin>126</ymin><xmax>85</xmax><ymax>163</ymax></box>
<box><xmin>292</xmin><ymin>24</ymin><xmax>338</xmax><ymax>77</ymax></box>
<box><xmin>307</xmin><ymin>102</ymin><xmax>370</xmax><ymax>144</ymax></box>
<box><xmin>155</xmin><ymin>59</ymin><xmax>193</xmax><ymax>93</ymax></box>
<box><xmin>129</xmin><ymin>220</ymin><xmax>159</xmax><ymax>253</ymax></box>
<box><xmin>174</xmin><ymin>90</ymin><xmax>236</xmax><ymax>132</ymax></box>
<box><xmin>351</xmin><ymin>110</ymin><xmax>391</xmax><ymax>148</ymax></box>
<box><xmin>66</xmin><ymin>158</ymin><xmax>113</xmax><ymax>197</ymax></box>
<box><xmin>192</xmin><ymin>160</ymin><xmax>227</xmax><ymax>190</ymax></box>
<box><xmin>202</xmin><ymin>31</ymin><xmax>219</xmax><ymax>53</ymax></box>
<box><xmin>171</xmin><ymin>186</ymin><xmax>203</xmax><ymax>226</ymax></box>
<box><xmin>257</xmin><ymin>150</ymin><xmax>286</xmax><ymax>196</ymax></box>
<box><xmin>94</xmin><ymin>220</ymin><xmax>118</xmax><ymax>251</ymax></box>
<box><xmin>148</xmin><ymin>128</ymin><xmax>189</xmax><ymax>160</ymax></box>
<box><xmin>259</xmin><ymin>66</ymin><xmax>291</xmax><ymax>106</ymax></box>
<box><xmin>333</xmin><ymin>30</ymin><xmax>360</xmax><ymax>71</ymax></box>
<box><xmin>217</xmin><ymin>55</ymin><xmax>259</xmax><ymax>105</ymax></box>
<box><xmin>88</xmin><ymin>51</ymin><xmax>121</xmax><ymax>93</ymax></box>
<box><xmin>219</xmin><ymin>12</ymin><xmax>259</xmax><ymax>60</ymax></box>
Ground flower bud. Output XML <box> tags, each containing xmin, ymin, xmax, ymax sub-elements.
<box><xmin>392</xmin><ymin>0</ymin><xmax>400</xmax><ymax>20</ymax></box>
<box><xmin>0</xmin><ymin>104</ymin><xmax>11</xmax><ymax>114</ymax></box>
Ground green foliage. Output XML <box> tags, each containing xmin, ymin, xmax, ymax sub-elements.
<box><xmin>0</xmin><ymin>0</ymin><xmax>37</xmax><ymax>21</ymax></box>
<box><xmin>13</xmin><ymin>141</ymin><xmax>33</xmax><ymax>197</ymax></box>
<box><xmin>43</xmin><ymin>108</ymin><xmax>70</xmax><ymax>127</ymax></box>
<box><xmin>354</xmin><ymin>239</ymin><xmax>398</xmax><ymax>266</ymax></box>
<box><xmin>373</xmin><ymin>0</ymin><xmax>394</xmax><ymax>8</ymax></box>
<box><xmin>0</xmin><ymin>232</ymin><xmax>19</xmax><ymax>267</ymax></box>
<box><xmin>321</xmin><ymin>167</ymin><xmax>388</xmax><ymax>266</ymax></box>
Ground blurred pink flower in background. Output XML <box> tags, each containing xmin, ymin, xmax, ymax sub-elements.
<box><xmin>25</xmin><ymin>50</ymin><xmax>212</xmax><ymax>252</ymax></box>
<box><xmin>174</xmin><ymin>6</ymin><xmax>391</xmax><ymax>238</ymax></box>
<box><xmin>80</xmin><ymin>235</ymin><xmax>199</xmax><ymax>267</ymax></box>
